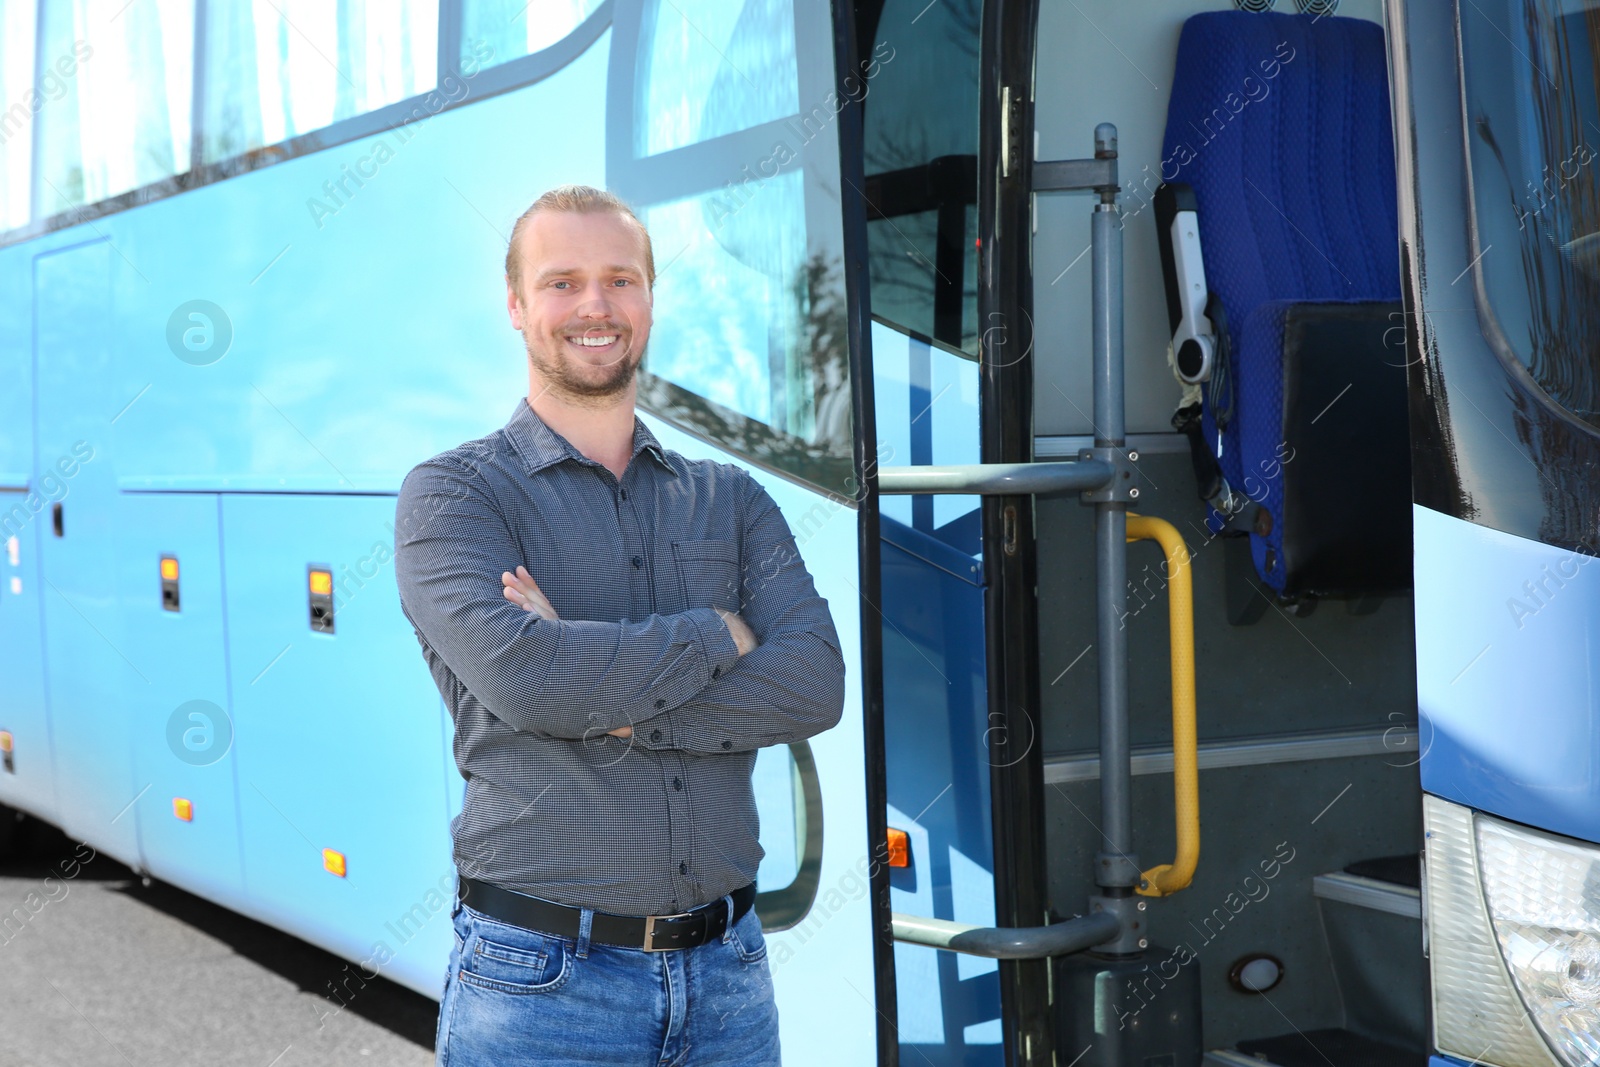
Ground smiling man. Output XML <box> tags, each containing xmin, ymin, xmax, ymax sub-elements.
<box><xmin>393</xmin><ymin>185</ymin><xmax>845</xmax><ymax>1066</ymax></box>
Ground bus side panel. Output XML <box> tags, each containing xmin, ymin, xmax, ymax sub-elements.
<box><xmin>119</xmin><ymin>492</ymin><xmax>246</xmax><ymax>905</ymax></box>
<box><xmin>105</xmin><ymin>35</ymin><xmax>608</xmax><ymax>495</ymax></box>
<box><xmin>1415</xmin><ymin>503</ymin><xmax>1600</xmax><ymax>844</ymax></box>
<box><xmin>0</xmin><ymin>251</ymin><xmax>31</xmax><ymax>485</ymax></box>
<box><xmin>0</xmin><ymin>247</ymin><xmax>47</xmax><ymax>821</ymax></box>
<box><xmin>0</xmin><ymin>485</ymin><xmax>52</xmax><ymax>822</ymax></box>
<box><xmin>34</xmin><ymin>240</ymin><xmax>141</xmax><ymax>867</ymax></box>
<box><xmin>220</xmin><ymin>493</ymin><xmax>453</xmax><ymax>998</ymax></box>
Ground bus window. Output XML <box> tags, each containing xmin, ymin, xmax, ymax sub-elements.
<box><xmin>861</xmin><ymin>0</ymin><xmax>980</xmax><ymax>354</ymax></box>
<box><xmin>34</xmin><ymin>0</ymin><xmax>192</xmax><ymax>214</ymax></box>
<box><xmin>0</xmin><ymin>0</ymin><xmax>36</xmax><ymax>230</ymax></box>
<box><xmin>1463</xmin><ymin>0</ymin><xmax>1600</xmax><ymax>426</ymax></box>
<box><xmin>634</xmin><ymin>0</ymin><xmax>799</xmax><ymax>157</ymax></box>
<box><xmin>460</xmin><ymin>0</ymin><xmax>603</xmax><ymax>67</ymax></box>
<box><xmin>642</xmin><ymin>171</ymin><xmax>811</xmax><ymax>436</ymax></box>
<box><xmin>613</xmin><ymin>0</ymin><xmax>853</xmax><ymax>494</ymax></box>
<box><xmin>201</xmin><ymin>0</ymin><xmax>436</xmax><ymax>164</ymax></box>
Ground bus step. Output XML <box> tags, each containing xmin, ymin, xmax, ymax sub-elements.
<box><xmin>1311</xmin><ymin>869</ymin><xmax>1420</xmax><ymax>918</ymax></box>
<box><xmin>1203</xmin><ymin>1028</ymin><xmax>1422</xmax><ymax>1067</ymax></box>
<box><xmin>1310</xmin><ymin>854</ymin><xmax>1428</xmax><ymax>1055</ymax></box>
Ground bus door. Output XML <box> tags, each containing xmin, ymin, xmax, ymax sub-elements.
<box><xmin>858</xmin><ymin>2</ymin><xmax>1153</xmax><ymax>1065</ymax></box>
<box><xmin>853</xmin><ymin>2</ymin><xmax>1012</xmax><ymax>1063</ymax></box>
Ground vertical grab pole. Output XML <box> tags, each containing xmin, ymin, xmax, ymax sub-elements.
<box><xmin>1088</xmin><ymin>123</ymin><xmax>1146</xmax><ymax>954</ymax></box>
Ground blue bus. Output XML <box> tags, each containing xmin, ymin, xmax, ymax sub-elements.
<box><xmin>0</xmin><ymin>1</ymin><xmax>1594</xmax><ymax>1065</ymax></box>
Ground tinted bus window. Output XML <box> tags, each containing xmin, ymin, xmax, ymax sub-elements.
<box><xmin>35</xmin><ymin>0</ymin><xmax>192</xmax><ymax>214</ymax></box>
<box><xmin>0</xmin><ymin>0</ymin><xmax>36</xmax><ymax>229</ymax></box>
<box><xmin>461</xmin><ymin>0</ymin><xmax>602</xmax><ymax>66</ymax></box>
<box><xmin>643</xmin><ymin>171</ymin><xmax>813</xmax><ymax>434</ymax></box>
<box><xmin>635</xmin><ymin>0</ymin><xmax>798</xmax><ymax>156</ymax></box>
<box><xmin>615</xmin><ymin>0</ymin><xmax>853</xmax><ymax>494</ymax></box>
<box><xmin>861</xmin><ymin>0</ymin><xmax>979</xmax><ymax>354</ymax></box>
<box><xmin>1463</xmin><ymin>0</ymin><xmax>1600</xmax><ymax>426</ymax></box>
<box><xmin>202</xmin><ymin>0</ymin><xmax>436</xmax><ymax>163</ymax></box>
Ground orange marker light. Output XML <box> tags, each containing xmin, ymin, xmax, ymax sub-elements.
<box><xmin>887</xmin><ymin>827</ymin><xmax>910</xmax><ymax>868</ymax></box>
<box><xmin>160</xmin><ymin>557</ymin><xmax>179</xmax><ymax>581</ymax></box>
<box><xmin>172</xmin><ymin>797</ymin><xmax>193</xmax><ymax>821</ymax></box>
<box><xmin>309</xmin><ymin>570</ymin><xmax>333</xmax><ymax>596</ymax></box>
<box><xmin>323</xmin><ymin>848</ymin><xmax>347</xmax><ymax>878</ymax></box>
<box><xmin>0</xmin><ymin>731</ymin><xmax>11</xmax><ymax>753</ymax></box>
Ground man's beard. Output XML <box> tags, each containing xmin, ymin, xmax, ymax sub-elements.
<box><xmin>523</xmin><ymin>326</ymin><xmax>643</xmax><ymax>405</ymax></box>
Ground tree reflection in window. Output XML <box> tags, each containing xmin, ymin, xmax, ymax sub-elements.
<box><xmin>618</xmin><ymin>0</ymin><xmax>854</xmax><ymax>496</ymax></box>
<box><xmin>634</xmin><ymin>0</ymin><xmax>798</xmax><ymax>156</ymax></box>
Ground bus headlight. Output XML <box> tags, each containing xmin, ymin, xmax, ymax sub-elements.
<box><xmin>1478</xmin><ymin>815</ymin><xmax>1600</xmax><ymax>1066</ymax></box>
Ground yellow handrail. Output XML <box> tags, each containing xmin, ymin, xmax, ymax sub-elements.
<box><xmin>1126</xmin><ymin>514</ymin><xmax>1199</xmax><ymax>897</ymax></box>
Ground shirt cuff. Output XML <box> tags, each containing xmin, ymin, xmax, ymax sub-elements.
<box><xmin>688</xmin><ymin>606</ymin><xmax>741</xmax><ymax>687</ymax></box>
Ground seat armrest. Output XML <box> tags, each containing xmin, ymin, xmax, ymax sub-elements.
<box><xmin>1155</xmin><ymin>183</ymin><xmax>1216</xmax><ymax>384</ymax></box>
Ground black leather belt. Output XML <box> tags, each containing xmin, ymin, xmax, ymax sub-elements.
<box><xmin>458</xmin><ymin>877</ymin><xmax>756</xmax><ymax>952</ymax></box>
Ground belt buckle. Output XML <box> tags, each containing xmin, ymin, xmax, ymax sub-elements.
<box><xmin>642</xmin><ymin>909</ymin><xmax>697</xmax><ymax>952</ymax></box>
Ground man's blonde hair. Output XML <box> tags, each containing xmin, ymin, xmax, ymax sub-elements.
<box><xmin>504</xmin><ymin>185</ymin><xmax>656</xmax><ymax>294</ymax></box>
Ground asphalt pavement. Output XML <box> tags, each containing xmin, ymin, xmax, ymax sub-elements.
<box><xmin>0</xmin><ymin>815</ymin><xmax>437</xmax><ymax>1067</ymax></box>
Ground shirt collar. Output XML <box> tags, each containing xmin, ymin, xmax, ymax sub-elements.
<box><xmin>505</xmin><ymin>398</ymin><xmax>676</xmax><ymax>479</ymax></box>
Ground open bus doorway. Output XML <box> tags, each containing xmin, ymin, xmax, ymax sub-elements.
<box><xmin>862</xmin><ymin>1</ymin><xmax>1428</xmax><ymax>1064</ymax></box>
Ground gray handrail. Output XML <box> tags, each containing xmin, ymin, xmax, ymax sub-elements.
<box><xmin>877</xmin><ymin>460</ymin><xmax>1112</xmax><ymax>496</ymax></box>
<box><xmin>890</xmin><ymin>911</ymin><xmax>1122</xmax><ymax>960</ymax></box>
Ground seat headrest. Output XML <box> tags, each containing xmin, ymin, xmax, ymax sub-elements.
<box><xmin>1160</xmin><ymin>11</ymin><xmax>1400</xmax><ymax>334</ymax></box>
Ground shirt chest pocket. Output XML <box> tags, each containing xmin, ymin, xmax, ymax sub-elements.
<box><xmin>671</xmin><ymin>539</ymin><xmax>741</xmax><ymax>613</ymax></box>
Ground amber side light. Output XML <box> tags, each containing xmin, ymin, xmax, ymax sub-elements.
<box><xmin>887</xmin><ymin>827</ymin><xmax>910</xmax><ymax>868</ymax></box>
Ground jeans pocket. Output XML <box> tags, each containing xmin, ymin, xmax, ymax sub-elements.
<box><xmin>457</xmin><ymin>909</ymin><xmax>574</xmax><ymax>995</ymax></box>
<box><xmin>729</xmin><ymin>908</ymin><xmax>768</xmax><ymax>964</ymax></box>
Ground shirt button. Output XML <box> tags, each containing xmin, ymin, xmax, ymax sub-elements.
<box><xmin>651</xmin><ymin>729</ymin><xmax>662</xmax><ymax>742</ymax></box>
<box><xmin>679</xmin><ymin>862</ymin><xmax>688</xmax><ymax>875</ymax></box>
<box><xmin>673</xmin><ymin>777</ymin><xmax>682</xmax><ymax>791</ymax></box>
<box><xmin>632</xmin><ymin>556</ymin><xmax>643</xmax><ymax>569</ymax></box>
<box><xmin>654</xmin><ymin>698</ymin><xmax>666</xmax><ymax>709</ymax></box>
<box><xmin>619</xmin><ymin>488</ymin><xmax>628</xmax><ymax>500</ymax></box>
<box><xmin>721</xmin><ymin>740</ymin><xmax>733</xmax><ymax>750</ymax></box>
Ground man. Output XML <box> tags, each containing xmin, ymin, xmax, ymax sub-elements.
<box><xmin>394</xmin><ymin>185</ymin><xmax>845</xmax><ymax>1066</ymax></box>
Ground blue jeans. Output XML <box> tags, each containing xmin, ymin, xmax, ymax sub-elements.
<box><xmin>434</xmin><ymin>894</ymin><xmax>782</xmax><ymax>1066</ymax></box>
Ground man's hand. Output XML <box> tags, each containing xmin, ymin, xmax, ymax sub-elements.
<box><xmin>502</xmin><ymin>565</ymin><xmax>559</xmax><ymax>620</ymax></box>
<box><xmin>717</xmin><ymin>608</ymin><xmax>757</xmax><ymax>656</ymax></box>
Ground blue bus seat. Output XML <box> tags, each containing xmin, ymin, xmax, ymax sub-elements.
<box><xmin>1154</xmin><ymin>11</ymin><xmax>1411</xmax><ymax>599</ymax></box>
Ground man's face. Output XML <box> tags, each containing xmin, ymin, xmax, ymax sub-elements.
<box><xmin>506</xmin><ymin>210</ymin><xmax>654</xmax><ymax>403</ymax></box>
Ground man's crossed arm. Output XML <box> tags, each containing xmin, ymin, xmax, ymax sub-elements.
<box><xmin>395</xmin><ymin>457</ymin><xmax>844</xmax><ymax>752</ymax></box>
<box><xmin>500</xmin><ymin>564</ymin><xmax>758</xmax><ymax>740</ymax></box>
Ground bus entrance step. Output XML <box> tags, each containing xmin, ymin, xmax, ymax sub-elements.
<box><xmin>1311</xmin><ymin>856</ymin><xmax>1428</xmax><ymax>1052</ymax></box>
<box><xmin>1203</xmin><ymin>1029</ymin><xmax>1422</xmax><ymax>1067</ymax></box>
<box><xmin>1311</xmin><ymin>870</ymin><xmax>1421</xmax><ymax>918</ymax></box>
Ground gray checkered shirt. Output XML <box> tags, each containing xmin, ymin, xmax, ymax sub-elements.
<box><xmin>394</xmin><ymin>399</ymin><xmax>845</xmax><ymax>915</ymax></box>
